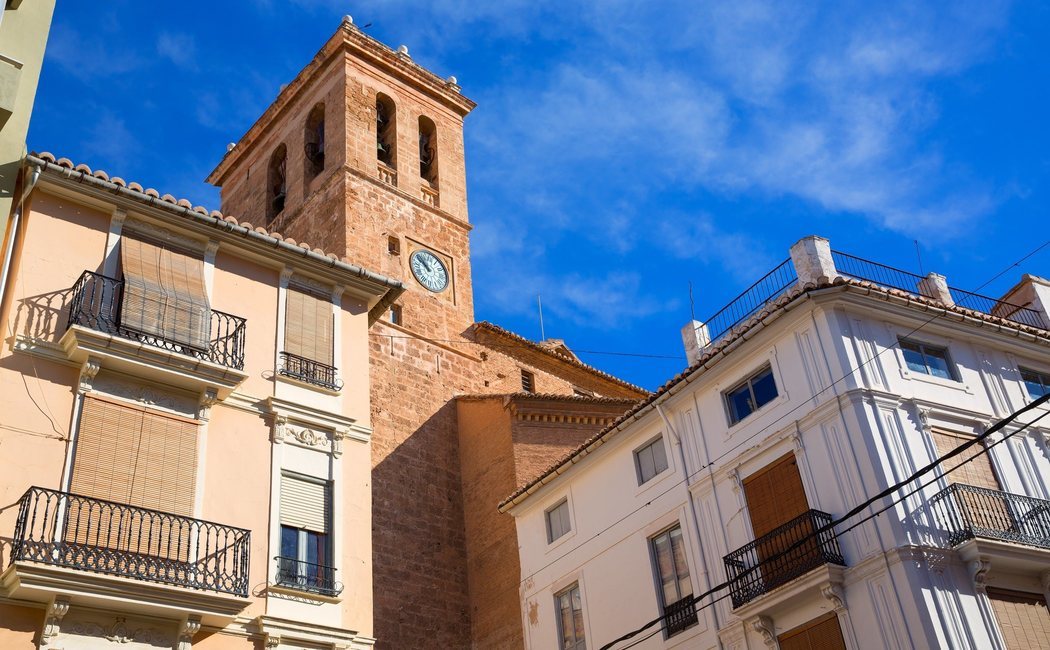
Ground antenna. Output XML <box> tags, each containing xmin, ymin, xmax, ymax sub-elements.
<box><xmin>537</xmin><ymin>294</ymin><xmax>545</xmax><ymax>341</ymax></box>
<box><xmin>914</xmin><ymin>240</ymin><xmax>925</xmax><ymax>276</ymax></box>
<box><xmin>688</xmin><ymin>281</ymin><xmax>696</xmax><ymax>322</ymax></box>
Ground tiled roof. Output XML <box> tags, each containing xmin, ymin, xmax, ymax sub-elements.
<box><xmin>497</xmin><ymin>276</ymin><xmax>1050</xmax><ymax>511</ymax></box>
<box><xmin>472</xmin><ymin>321</ymin><xmax>651</xmax><ymax>397</ymax></box>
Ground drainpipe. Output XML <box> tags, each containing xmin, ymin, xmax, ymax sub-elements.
<box><xmin>655</xmin><ymin>402</ymin><xmax>724</xmax><ymax>645</ymax></box>
<box><xmin>0</xmin><ymin>161</ymin><xmax>42</xmax><ymax>325</ymax></box>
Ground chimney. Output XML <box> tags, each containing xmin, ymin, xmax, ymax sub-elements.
<box><xmin>681</xmin><ymin>320</ymin><xmax>711</xmax><ymax>365</ymax></box>
<box><xmin>918</xmin><ymin>272</ymin><xmax>954</xmax><ymax>306</ymax></box>
<box><xmin>999</xmin><ymin>274</ymin><xmax>1050</xmax><ymax>329</ymax></box>
<box><xmin>789</xmin><ymin>235</ymin><xmax>839</xmax><ymax>285</ymax></box>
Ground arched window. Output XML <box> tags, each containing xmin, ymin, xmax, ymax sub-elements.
<box><xmin>268</xmin><ymin>144</ymin><xmax>287</xmax><ymax>223</ymax></box>
<box><xmin>376</xmin><ymin>94</ymin><xmax>397</xmax><ymax>169</ymax></box>
<box><xmin>418</xmin><ymin>116</ymin><xmax>437</xmax><ymax>186</ymax></box>
<box><xmin>304</xmin><ymin>104</ymin><xmax>325</xmax><ymax>182</ymax></box>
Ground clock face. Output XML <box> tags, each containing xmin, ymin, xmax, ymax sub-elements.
<box><xmin>409</xmin><ymin>249</ymin><xmax>450</xmax><ymax>293</ymax></box>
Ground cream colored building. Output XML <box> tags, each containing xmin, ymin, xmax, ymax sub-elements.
<box><xmin>0</xmin><ymin>152</ymin><xmax>403</xmax><ymax>649</ymax></box>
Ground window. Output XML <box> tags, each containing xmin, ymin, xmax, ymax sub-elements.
<box><xmin>376</xmin><ymin>94</ymin><xmax>397</xmax><ymax>169</ymax></box>
<box><xmin>572</xmin><ymin>387</ymin><xmax>594</xmax><ymax>398</ymax></box>
<box><xmin>521</xmin><ymin>369</ymin><xmax>536</xmax><ymax>393</ymax></box>
<box><xmin>725</xmin><ymin>365</ymin><xmax>778</xmax><ymax>424</ymax></box>
<box><xmin>650</xmin><ymin>526</ymin><xmax>697</xmax><ymax>637</ymax></box>
<box><xmin>389</xmin><ymin>304</ymin><xmax>402</xmax><ymax>326</ymax></box>
<box><xmin>281</xmin><ymin>284</ymin><xmax>338</xmax><ymax>389</ymax></box>
<box><xmin>546</xmin><ymin>499</ymin><xmax>571</xmax><ymax>543</ymax></box>
<box><xmin>777</xmin><ymin>613</ymin><xmax>847</xmax><ymax>650</ymax></box>
<box><xmin>899</xmin><ymin>339</ymin><xmax>955</xmax><ymax>380</ymax></box>
<box><xmin>277</xmin><ymin>473</ymin><xmax>338</xmax><ymax>595</ymax></box>
<box><xmin>1020</xmin><ymin>367</ymin><xmax>1050</xmax><ymax>400</ymax></box>
<box><xmin>268</xmin><ymin>144</ymin><xmax>287</xmax><ymax>223</ymax></box>
<box><xmin>387</xmin><ymin>235</ymin><xmax>401</xmax><ymax>255</ymax></box>
<box><xmin>555</xmin><ymin>583</ymin><xmax>586</xmax><ymax>650</ymax></box>
<box><xmin>635</xmin><ymin>437</ymin><xmax>669</xmax><ymax>485</ymax></box>
<box><xmin>418</xmin><ymin>116</ymin><xmax>437</xmax><ymax>186</ymax></box>
<box><xmin>120</xmin><ymin>233</ymin><xmax>210</xmax><ymax>350</ymax></box>
<box><xmin>304</xmin><ymin>104</ymin><xmax>325</xmax><ymax>181</ymax></box>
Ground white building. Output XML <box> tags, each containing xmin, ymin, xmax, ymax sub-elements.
<box><xmin>500</xmin><ymin>236</ymin><xmax>1050</xmax><ymax>650</ymax></box>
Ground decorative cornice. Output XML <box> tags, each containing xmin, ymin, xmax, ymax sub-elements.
<box><xmin>749</xmin><ymin>615</ymin><xmax>776</xmax><ymax>647</ymax></box>
<box><xmin>77</xmin><ymin>356</ymin><xmax>102</xmax><ymax>394</ymax></box>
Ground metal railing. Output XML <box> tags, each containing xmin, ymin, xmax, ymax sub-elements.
<box><xmin>832</xmin><ymin>251</ymin><xmax>1046</xmax><ymax>330</ymax></box>
<box><xmin>723</xmin><ymin>509</ymin><xmax>844</xmax><ymax>608</ymax></box>
<box><xmin>704</xmin><ymin>258</ymin><xmax>798</xmax><ymax>344</ymax></box>
<box><xmin>274</xmin><ymin>556</ymin><xmax>343</xmax><ymax>596</ymax></box>
<box><xmin>663</xmin><ymin>596</ymin><xmax>699</xmax><ymax>637</ymax></box>
<box><xmin>10</xmin><ymin>487</ymin><xmax>251</xmax><ymax>597</ymax></box>
<box><xmin>67</xmin><ymin>270</ymin><xmax>247</xmax><ymax>370</ymax></box>
<box><xmin>278</xmin><ymin>351</ymin><xmax>342</xmax><ymax>391</ymax></box>
<box><xmin>930</xmin><ymin>483</ymin><xmax>1050</xmax><ymax>550</ymax></box>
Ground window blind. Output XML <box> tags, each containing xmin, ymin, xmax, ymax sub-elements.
<box><xmin>284</xmin><ymin>285</ymin><xmax>334</xmax><ymax>366</ymax></box>
<box><xmin>120</xmin><ymin>235</ymin><xmax>211</xmax><ymax>350</ymax></box>
<box><xmin>280</xmin><ymin>473</ymin><xmax>331</xmax><ymax>533</ymax></box>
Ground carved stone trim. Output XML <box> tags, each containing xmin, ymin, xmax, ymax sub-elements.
<box><xmin>41</xmin><ymin>598</ymin><xmax>70</xmax><ymax>643</ymax></box>
<box><xmin>272</xmin><ymin>415</ymin><xmax>289</xmax><ymax>444</ymax></box>
<box><xmin>198</xmin><ymin>387</ymin><xmax>219</xmax><ymax>420</ymax></box>
<box><xmin>749</xmin><ymin>615</ymin><xmax>776</xmax><ymax>647</ymax></box>
<box><xmin>822</xmin><ymin>581</ymin><xmax>847</xmax><ymax>611</ymax></box>
<box><xmin>178</xmin><ymin>617</ymin><xmax>201</xmax><ymax>650</ymax></box>
<box><xmin>969</xmin><ymin>556</ymin><xmax>992</xmax><ymax>593</ymax></box>
<box><xmin>265</xmin><ymin>633</ymin><xmax>282</xmax><ymax>649</ymax></box>
<box><xmin>77</xmin><ymin>356</ymin><xmax>102</xmax><ymax>394</ymax></box>
<box><xmin>289</xmin><ymin>273</ymin><xmax>335</xmax><ymax>298</ymax></box>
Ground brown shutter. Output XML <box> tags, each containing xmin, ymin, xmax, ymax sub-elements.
<box><xmin>777</xmin><ymin>613</ymin><xmax>847</xmax><ymax>650</ymax></box>
<box><xmin>988</xmin><ymin>589</ymin><xmax>1050</xmax><ymax>650</ymax></box>
<box><xmin>121</xmin><ymin>235</ymin><xmax>211</xmax><ymax>350</ymax></box>
<box><xmin>930</xmin><ymin>428</ymin><xmax>1000</xmax><ymax>490</ymax></box>
<box><xmin>284</xmin><ymin>285</ymin><xmax>334</xmax><ymax>366</ymax></box>
<box><xmin>744</xmin><ymin>454</ymin><xmax>809</xmax><ymax>538</ymax></box>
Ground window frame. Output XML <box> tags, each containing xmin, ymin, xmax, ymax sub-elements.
<box><xmin>724</xmin><ymin>364</ymin><xmax>779</xmax><ymax>425</ymax></box>
<box><xmin>1019</xmin><ymin>366</ymin><xmax>1050</xmax><ymax>400</ymax></box>
<box><xmin>554</xmin><ymin>582</ymin><xmax>586</xmax><ymax>650</ymax></box>
<box><xmin>545</xmin><ymin>498</ymin><xmax>572</xmax><ymax>544</ymax></box>
<box><xmin>521</xmin><ymin>369</ymin><xmax>536</xmax><ymax>393</ymax></box>
<box><xmin>898</xmin><ymin>338</ymin><xmax>957</xmax><ymax>381</ymax></box>
<box><xmin>648</xmin><ymin>524</ymin><xmax>697</xmax><ymax>638</ymax></box>
<box><xmin>634</xmin><ymin>435</ymin><xmax>670</xmax><ymax>486</ymax></box>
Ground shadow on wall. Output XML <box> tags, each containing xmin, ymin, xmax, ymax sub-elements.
<box><xmin>12</xmin><ymin>287</ymin><xmax>74</xmax><ymax>344</ymax></box>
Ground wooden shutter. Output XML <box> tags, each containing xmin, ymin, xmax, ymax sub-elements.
<box><xmin>744</xmin><ymin>454</ymin><xmax>809</xmax><ymax>538</ymax></box>
<box><xmin>284</xmin><ymin>285</ymin><xmax>334</xmax><ymax>366</ymax></box>
<box><xmin>930</xmin><ymin>428</ymin><xmax>1000</xmax><ymax>490</ymax></box>
<box><xmin>121</xmin><ymin>235</ymin><xmax>211</xmax><ymax>350</ymax></box>
<box><xmin>778</xmin><ymin>613</ymin><xmax>847</xmax><ymax>650</ymax></box>
<box><xmin>988</xmin><ymin>589</ymin><xmax>1050</xmax><ymax>650</ymax></box>
<box><xmin>280</xmin><ymin>474</ymin><xmax>331</xmax><ymax>533</ymax></box>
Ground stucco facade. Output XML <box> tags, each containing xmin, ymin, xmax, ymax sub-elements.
<box><xmin>0</xmin><ymin>153</ymin><xmax>404</xmax><ymax>649</ymax></box>
<box><xmin>504</xmin><ymin>237</ymin><xmax>1050</xmax><ymax>650</ymax></box>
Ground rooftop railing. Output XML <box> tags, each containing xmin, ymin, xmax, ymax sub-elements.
<box><xmin>10</xmin><ymin>486</ymin><xmax>251</xmax><ymax>597</ymax></box>
<box><xmin>67</xmin><ymin>270</ymin><xmax>247</xmax><ymax>370</ymax></box>
<box><xmin>703</xmin><ymin>258</ymin><xmax>798</xmax><ymax>343</ymax></box>
<box><xmin>723</xmin><ymin>509</ymin><xmax>845</xmax><ymax>608</ymax></box>
<box><xmin>929</xmin><ymin>483</ymin><xmax>1050</xmax><ymax>551</ymax></box>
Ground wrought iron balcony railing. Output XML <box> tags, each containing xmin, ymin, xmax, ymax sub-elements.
<box><xmin>723</xmin><ymin>509</ymin><xmax>845</xmax><ymax>608</ymax></box>
<box><xmin>930</xmin><ymin>483</ymin><xmax>1050</xmax><ymax>550</ymax></box>
<box><xmin>10</xmin><ymin>487</ymin><xmax>251</xmax><ymax>597</ymax></box>
<box><xmin>278</xmin><ymin>351</ymin><xmax>342</xmax><ymax>391</ymax></box>
<box><xmin>663</xmin><ymin>596</ymin><xmax>699</xmax><ymax>637</ymax></box>
<box><xmin>274</xmin><ymin>556</ymin><xmax>343</xmax><ymax>596</ymax></box>
<box><xmin>704</xmin><ymin>258</ymin><xmax>798</xmax><ymax>344</ymax></box>
<box><xmin>67</xmin><ymin>270</ymin><xmax>247</xmax><ymax>370</ymax></box>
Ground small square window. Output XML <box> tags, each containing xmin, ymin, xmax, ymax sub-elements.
<box><xmin>521</xmin><ymin>369</ymin><xmax>536</xmax><ymax>393</ymax></box>
<box><xmin>545</xmin><ymin>499</ymin><xmax>571</xmax><ymax>543</ymax></box>
<box><xmin>1020</xmin><ymin>367</ymin><xmax>1049</xmax><ymax>400</ymax></box>
<box><xmin>899</xmin><ymin>339</ymin><xmax>955</xmax><ymax>380</ymax></box>
<box><xmin>573</xmin><ymin>387</ymin><xmax>594</xmax><ymax>398</ymax></box>
<box><xmin>725</xmin><ymin>365</ymin><xmax>779</xmax><ymax>424</ymax></box>
<box><xmin>389</xmin><ymin>304</ymin><xmax>402</xmax><ymax>326</ymax></box>
<box><xmin>635</xmin><ymin>437</ymin><xmax>669</xmax><ymax>485</ymax></box>
<box><xmin>388</xmin><ymin>236</ymin><xmax>401</xmax><ymax>255</ymax></box>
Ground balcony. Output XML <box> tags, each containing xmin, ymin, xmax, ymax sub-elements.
<box><xmin>420</xmin><ymin>185</ymin><xmax>439</xmax><ymax>208</ymax></box>
<box><xmin>9</xmin><ymin>487</ymin><xmax>250</xmax><ymax>597</ymax></box>
<box><xmin>274</xmin><ymin>556</ymin><xmax>342</xmax><ymax>597</ymax></box>
<box><xmin>930</xmin><ymin>483</ymin><xmax>1050</xmax><ymax>551</ymax></box>
<box><xmin>278</xmin><ymin>351</ymin><xmax>342</xmax><ymax>392</ymax></box>
<box><xmin>663</xmin><ymin>596</ymin><xmax>699</xmax><ymax>637</ymax></box>
<box><xmin>723</xmin><ymin>509</ymin><xmax>845</xmax><ymax>608</ymax></box>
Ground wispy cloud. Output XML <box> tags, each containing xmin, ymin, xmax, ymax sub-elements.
<box><xmin>156</xmin><ymin>32</ymin><xmax>198</xmax><ymax>69</ymax></box>
<box><xmin>45</xmin><ymin>24</ymin><xmax>144</xmax><ymax>81</ymax></box>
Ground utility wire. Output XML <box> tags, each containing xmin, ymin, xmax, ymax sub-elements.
<box><xmin>599</xmin><ymin>392</ymin><xmax>1050</xmax><ymax>649</ymax></box>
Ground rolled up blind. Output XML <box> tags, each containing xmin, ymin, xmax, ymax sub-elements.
<box><xmin>284</xmin><ymin>285</ymin><xmax>334</xmax><ymax>366</ymax></box>
<box><xmin>121</xmin><ymin>235</ymin><xmax>211</xmax><ymax>351</ymax></box>
<box><xmin>280</xmin><ymin>473</ymin><xmax>331</xmax><ymax>533</ymax></box>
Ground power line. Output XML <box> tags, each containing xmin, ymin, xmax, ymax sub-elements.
<box><xmin>372</xmin><ymin>330</ymin><xmax>686</xmax><ymax>360</ymax></box>
<box><xmin>598</xmin><ymin>392</ymin><xmax>1050</xmax><ymax>649</ymax></box>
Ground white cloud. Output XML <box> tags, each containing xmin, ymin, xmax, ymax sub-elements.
<box><xmin>156</xmin><ymin>32</ymin><xmax>198</xmax><ymax>69</ymax></box>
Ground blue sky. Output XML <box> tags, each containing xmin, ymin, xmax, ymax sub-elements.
<box><xmin>29</xmin><ymin>1</ymin><xmax>1050</xmax><ymax>390</ymax></box>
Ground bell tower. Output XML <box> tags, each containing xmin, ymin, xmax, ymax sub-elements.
<box><xmin>207</xmin><ymin>16</ymin><xmax>477</xmax><ymax>341</ymax></box>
